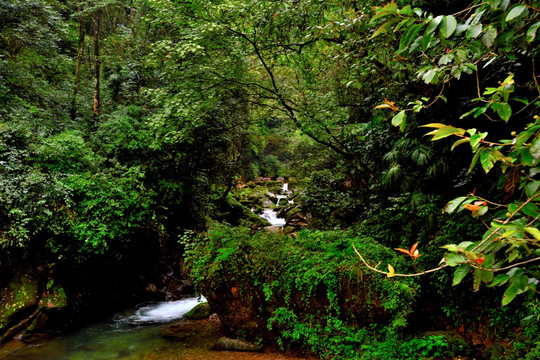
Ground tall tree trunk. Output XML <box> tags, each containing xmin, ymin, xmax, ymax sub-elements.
<box><xmin>71</xmin><ymin>19</ymin><xmax>85</xmax><ymax>120</ymax></box>
<box><xmin>92</xmin><ymin>10</ymin><xmax>101</xmax><ymax>124</ymax></box>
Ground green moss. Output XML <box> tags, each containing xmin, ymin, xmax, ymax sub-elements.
<box><xmin>185</xmin><ymin>302</ymin><xmax>212</xmax><ymax>320</ymax></box>
<box><xmin>0</xmin><ymin>274</ymin><xmax>39</xmax><ymax>330</ymax></box>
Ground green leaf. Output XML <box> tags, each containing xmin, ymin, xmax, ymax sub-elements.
<box><xmin>521</xmin><ymin>148</ymin><xmax>535</xmax><ymax>166</ymax></box>
<box><xmin>455</xmin><ymin>24</ymin><xmax>469</xmax><ymax>36</ymax></box>
<box><xmin>421</xmin><ymin>68</ymin><xmax>438</xmax><ymax>84</ymax></box>
<box><xmin>468</xmin><ymin>149</ymin><xmax>483</xmax><ymax>173</ymax></box>
<box><xmin>453</xmin><ymin>264</ymin><xmax>470</xmax><ymax>286</ymax></box>
<box><xmin>525</xmin><ymin>181</ymin><xmax>540</xmax><ymax>198</ymax></box>
<box><xmin>451</xmin><ymin>138</ymin><xmax>470</xmax><ymax>150</ymax></box>
<box><xmin>480</xmin><ymin>148</ymin><xmax>497</xmax><ymax>173</ymax></box>
<box><xmin>398</xmin><ymin>5</ymin><xmax>412</xmax><ymax>15</ymax></box>
<box><xmin>438</xmin><ymin>54</ymin><xmax>453</xmax><ymax>65</ymax></box>
<box><xmin>497</xmin><ymin>103</ymin><xmax>512</xmax><ymax>122</ymax></box>
<box><xmin>489</xmin><ymin>274</ymin><xmax>509</xmax><ymax>287</ymax></box>
<box><xmin>521</xmin><ymin>202</ymin><xmax>539</xmax><ymax>218</ymax></box>
<box><xmin>502</xmin><ymin>284</ymin><xmax>520</xmax><ymax>306</ymax></box>
<box><xmin>473</xmin><ymin>106</ymin><xmax>487</xmax><ymax>118</ymax></box>
<box><xmin>399</xmin><ymin>23</ymin><xmax>426</xmax><ymax>54</ymax></box>
<box><xmin>505</xmin><ymin>5</ymin><xmax>527</xmax><ymax>22</ymax></box>
<box><xmin>525</xmin><ymin>227</ymin><xmax>540</xmax><ymax>240</ymax></box>
<box><xmin>481</xmin><ymin>270</ymin><xmax>494</xmax><ymax>283</ymax></box>
<box><xmin>440</xmin><ymin>15</ymin><xmax>457</xmax><ymax>38</ymax></box>
<box><xmin>445</xmin><ymin>252</ymin><xmax>468</xmax><ymax>266</ymax></box>
<box><xmin>470</xmin><ymin>134</ymin><xmax>482</xmax><ymax>149</ymax></box>
<box><xmin>531</xmin><ymin>139</ymin><xmax>540</xmax><ymax>161</ymax></box>
<box><xmin>460</xmin><ymin>108</ymin><xmax>478</xmax><ymax>119</ymax></box>
<box><xmin>467</xmin><ymin>24</ymin><xmax>483</xmax><ymax>38</ymax></box>
<box><xmin>526</xmin><ymin>21</ymin><xmax>540</xmax><ymax>42</ymax></box>
<box><xmin>391</xmin><ymin>111</ymin><xmax>407</xmax><ymax>132</ymax></box>
<box><xmin>371</xmin><ymin>18</ymin><xmax>400</xmax><ymax>39</ymax></box>
<box><xmin>442</xmin><ymin>244</ymin><xmax>460</xmax><ymax>252</ymax></box>
<box><xmin>422</xmin><ymin>31</ymin><xmax>434</xmax><ymax>51</ymax></box>
<box><xmin>424</xmin><ymin>15</ymin><xmax>443</xmax><ymax>35</ymax></box>
<box><xmin>424</xmin><ymin>125</ymin><xmax>466</xmax><ymax>140</ymax></box>
<box><xmin>473</xmin><ymin>268</ymin><xmax>482</xmax><ymax>291</ymax></box>
<box><xmin>481</xmin><ymin>27</ymin><xmax>497</xmax><ymax>47</ymax></box>
<box><xmin>444</xmin><ymin>196</ymin><xmax>468</xmax><ymax>213</ymax></box>
<box><xmin>371</xmin><ymin>2</ymin><xmax>399</xmax><ymax>22</ymax></box>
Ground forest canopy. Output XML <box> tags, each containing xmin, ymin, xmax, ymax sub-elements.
<box><xmin>0</xmin><ymin>0</ymin><xmax>539</xmax><ymax>358</ymax></box>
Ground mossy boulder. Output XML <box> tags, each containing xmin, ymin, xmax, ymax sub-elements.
<box><xmin>0</xmin><ymin>272</ymin><xmax>67</xmax><ymax>342</ymax></box>
<box><xmin>0</xmin><ymin>273</ymin><xmax>40</xmax><ymax>332</ymax></box>
<box><xmin>185</xmin><ymin>302</ymin><xmax>212</xmax><ymax>320</ymax></box>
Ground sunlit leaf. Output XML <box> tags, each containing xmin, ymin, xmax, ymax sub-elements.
<box><xmin>525</xmin><ymin>227</ymin><xmax>540</xmax><ymax>240</ymax></box>
<box><xmin>424</xmin><ymin>15</ymin><xmax>443</xmax><ymax>35</ymax></box>
<box><xmin>424</xmin><ymin>125</ymin><xmax>466</xmax><ymax>141</ymax></box>
<box><xmin>387</xmin><ymin>264</ymin><xmax>396</xmax><ymax>278</ymax></box>
<box><xmin>505</xmin><ymin>5</ymin><xmax>527</xmax><ymax>22</ymax></box>
<box><xmin>451</xmin><ymin>138</ymin><xmax>469</xmax><ymax>150</ymax></box>
<box><xmin>371</xmin><ymin>2</ymin><xmax>399</xmax><ymax>22</ymax></box>
<box><xmin>391</xmin><ymin>111</ymin><xmax>407</xmax><ymax>131</ymax></box>
<box><xmin>444</xmin><ymin>196</ymin><xmax>468</xmax><ymax>213</ymax></box>
<box><xmin>440</xmin><ymin>15</ymin><xmax>457</xmax><ymax>38</ymax></box>
<box><xmin>526</xmin><ymin>21</ymin><xmax>540</xmax><ymax>42</ymax></box>
<box><xmin>466</xmin><ymin>24</ymin><xmax>483</xmax><ymax>38</ymax></box>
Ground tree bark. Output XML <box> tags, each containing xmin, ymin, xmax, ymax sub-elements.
<box><xmin>93</xmin><ymin>10</ymin><xmax>101</xmax><ymax>124</ymax></box>
<box><xmin>71</xmin><ymin>18</ymin><xmax>85</xmax><ymax>120</ymax></box>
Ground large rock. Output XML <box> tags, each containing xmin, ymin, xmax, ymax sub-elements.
<box><xmin>185</xmin><ymin>302</ymin><xmax>213</xmax><ymax>320</ymax></box>
<box><xmin>202</xmin><ymin>286</ymin><xmax>268</xmax><ymax>340</ymax></box>
<box><xmin>0</xmin><ymin>271</ymin><xmax>67</xmax><ymax>342</ymax></box>
<box><xmin>213</xmin><ymin>336</ymin><xmax>264</xmax><ymax>352</ymax></box>
<box><xmin>159</xmin><ymin>320</ymin><xmax>201</xmax><ymax>340</ymax></box>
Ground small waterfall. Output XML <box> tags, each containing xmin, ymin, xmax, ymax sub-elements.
<box><xmin>276</xmin><ymin>195</ymin><xmax>287</xmax><ymax>207</ymax></box>
<box><xmin>260</xmin><ymin>209</ymin><xmax>286</xmax><ymax>227</ymax></box>
<box><xmin>282</xmin><ymin>183</ymin><xmax>289</xmax><ymax>192</ymax></box>
<box><xmin>119</xmin><ymin>297</ymin><xmax>206</xmax><ymax>325</ymax></box>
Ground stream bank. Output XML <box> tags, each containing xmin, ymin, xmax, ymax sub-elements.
<box><xmin>0</xmin><ymin>298</ymin><xmax>319</xmax><ymax>360</ymax></box>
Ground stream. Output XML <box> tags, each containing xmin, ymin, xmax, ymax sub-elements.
<box><xmin>0</xmin><ymin>297</ymin><xmax>316</xmax><ymax>360</ymax></box>
<box><xmin>258</xmin><ymin>183</ymin><xmax>291</xmax><ymax>227</ymax></box>
<box><xmin>0</xmin><ymin>297</ymin><xmax>205</xmax><ymax>360</ymax></box>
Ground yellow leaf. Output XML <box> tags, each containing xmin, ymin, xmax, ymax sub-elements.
<box><xmin>387</xmin><ymin>264</ymin><xmax>396</xmax><ymax>278</ymax></box>
<box><xmin>373</xmin><ymin>103</ymin><xmax>393</xmax><ymax>110</ymax></box>
<box><xmin>420</xmin><ymin>123</ymin><xmax>448</xmax><ymax>129</ymax></box>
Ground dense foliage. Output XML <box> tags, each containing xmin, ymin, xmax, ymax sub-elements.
<box><xmin>0</xmin><ymin>0</ymin><xmax>539</xmax><ymax>358</ymax></box>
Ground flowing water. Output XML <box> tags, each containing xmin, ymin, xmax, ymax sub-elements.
<box><xmin>260</xmin><ymin>209</ymin><xmax>286</xmax><ymax>227</ymax></box>
<box><xmin>0</xmin><ymin>296</ymin><xmax>316</xmax><ymax>360</ymax></box>
<box><xmin>0</xmin><ymin>297</ymin><xmax>205</xmax><ymax>360</ymax></box>
<box><xmin>259</xmin><ymin>183</ymin><xmax>291</xmax><ymax>227</ymax></box>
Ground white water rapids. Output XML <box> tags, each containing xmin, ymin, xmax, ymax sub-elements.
<box><xmin>260</xmin><ymin>209</ymin><xmax>286</xmax><ymax>226</ymax></box>
<box><xmin>259</xmin><ymin>183</ymin><xmax>290</xmax><ymax>227</ymax></box>
<box><xmin>121</xmin><ymin>296</ymin><xmax>206</xmax><ymax>324</ymax></box>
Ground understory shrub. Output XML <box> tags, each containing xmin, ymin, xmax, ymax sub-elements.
<box><xmin>184</xmin><ymin>224</ymin><xmax>420</xmax><ymax>359</ymax></box>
